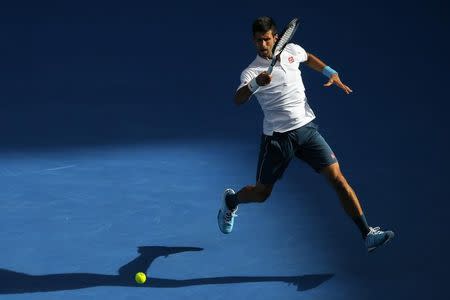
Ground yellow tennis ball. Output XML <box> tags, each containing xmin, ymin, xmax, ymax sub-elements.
<box><xmin>135</xmin><ymin>272</ymin><xmax>147</xmax><ymax>284</ymax></box>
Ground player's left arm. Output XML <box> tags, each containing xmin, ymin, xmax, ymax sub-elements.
<box><xmin>305</xmin><ymin>52</ymin><xmax>353</xmax><ymax>94</ymax></box>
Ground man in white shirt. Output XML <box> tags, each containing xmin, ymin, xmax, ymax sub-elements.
<box><xmin>217</xmin><ymin>16</ymin><xmax>394</xmax><ymax>253</ymax></box>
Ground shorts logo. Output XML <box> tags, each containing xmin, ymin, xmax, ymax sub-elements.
<box><xmin>288</xmin><ymin>56</ymin><xmax>294</xmax><ymax>63</ymax></box>
<box><xmin>331</xmin><ymin>153</ymin><xmax>336</xmax><ymax>159</ymax></box>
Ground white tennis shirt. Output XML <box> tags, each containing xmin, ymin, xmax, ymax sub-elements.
<box><xmin>237</xmin><ymin>43</ymin><xmax>316</xmax><ymax>136</ymax></box>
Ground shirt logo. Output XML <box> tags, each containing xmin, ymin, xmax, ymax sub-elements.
<box><xmin>288</xmin><ymin>56</ymin><xmax>294</xmax><ymax>63</ymax></box>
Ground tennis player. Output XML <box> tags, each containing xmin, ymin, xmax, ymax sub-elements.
<box><xmin>218</xmin><ymin>16</ymin><xmax>394</xmax><ymax>252</ymax></box>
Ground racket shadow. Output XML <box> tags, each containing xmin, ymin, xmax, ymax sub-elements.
<box><xmin>0</xmin><ymin>246</ymin><xmax>334</xmax><ymax>294</ymax></box>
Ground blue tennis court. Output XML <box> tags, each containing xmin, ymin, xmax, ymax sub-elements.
<box><xmin>0</xmin><ymin>136</ymin><xmax>445</xmax><ymax>299</ymax></box>
<box><xmin>0</xmin><ymin>0</ymin><xmax>448</xmax><ymax>299</ymax></box>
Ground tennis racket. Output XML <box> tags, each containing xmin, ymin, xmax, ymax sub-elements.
<box><xmin>267</xmin><ymin>18</ymin><xmax>300</xmax><ymax>74</ymax></box>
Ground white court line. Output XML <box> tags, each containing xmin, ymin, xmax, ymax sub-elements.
<box><xmin>43</xmin><ymin>165</ymin><xmax>77</xmax><ymax>171</ymax></box>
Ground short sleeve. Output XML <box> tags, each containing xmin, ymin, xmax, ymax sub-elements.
<box><xmin>291</xmin><ymin>43</ymin><xmax>308</xmax><ymax>63</ymax></box>
<box><xmin>237</xmin><ymin>68</ymin><xmax>257</xmax><ymax>91</ymax></box>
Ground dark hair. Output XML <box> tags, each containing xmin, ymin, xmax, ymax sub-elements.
<box><xmin>252</xmin><ymin>16</ymin><xmax>277</xmax><ymax>36</ymax></box>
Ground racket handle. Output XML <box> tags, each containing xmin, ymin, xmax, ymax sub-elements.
<box><xmin>267</xmin><ymin>65</ymin><xmax>274</xmax><ymax>74</ymax></box>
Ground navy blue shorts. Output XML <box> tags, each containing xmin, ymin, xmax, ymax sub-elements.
<box><xmin>256</xmin><ymin>121</ymin><xmax>338</xmax><ymax>185</ymax></box>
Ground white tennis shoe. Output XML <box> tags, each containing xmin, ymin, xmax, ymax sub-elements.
<box><xmin>365</xmin><ymin>226</ymin><xmax>395</xmax><ymax>252</ymax></box>
<box><xmin>217</xmin><ymin>189</ymin><xmax>238</xmax><ymax>234</ymax></box>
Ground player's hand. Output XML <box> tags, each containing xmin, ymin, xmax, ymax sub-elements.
<box><xmin>324</xmin><ymin>73</ymin><xmax>353</xmax><ymax>94</ymax></box>
<box><xmin>256</xmin><ymin>71</ymin><xmax>272</xmax><ymax>86</ymax></box>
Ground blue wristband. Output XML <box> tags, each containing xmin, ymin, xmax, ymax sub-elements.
<box><xmin>322</xmin><ymin>66</ymin><xmax>337</xmax><ymax>78</ymax></box>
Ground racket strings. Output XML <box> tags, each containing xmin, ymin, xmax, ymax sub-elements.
<box><xmin>273</xmin><ymin>20</ymin><xmax>298</xmax><ymax>55</ymax></box>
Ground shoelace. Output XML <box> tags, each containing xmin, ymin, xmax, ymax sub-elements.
<box><xmin>224</xmin><ymin>209</ymin><xmax>238</xmax><ymax>223</ymax></box>
<box><xmin>369</xmin><ymin>226</ymin><xmax>381</xmax><ymax>235</ymax></box>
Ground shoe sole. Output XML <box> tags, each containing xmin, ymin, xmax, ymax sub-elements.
<box><xmin>217</xmin><ymin>210</ymin><xmax>231</xmax><ymax>234</ymax></box>
<box><xmin>217</xmin><ymin>189</ymin><xmax>235</xmax><ymax>234</ymax></box>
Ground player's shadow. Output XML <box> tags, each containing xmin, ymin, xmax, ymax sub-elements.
<box><xmin>0</xmin><ymin>246</ymin><xmax>333</xmax><ymax>294</ymax></box>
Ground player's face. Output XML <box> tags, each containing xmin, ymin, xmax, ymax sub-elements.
<box><xmin>253</xmin><ymin>30</ymin><xmax>278</xmax><ymax>59</ymax></box>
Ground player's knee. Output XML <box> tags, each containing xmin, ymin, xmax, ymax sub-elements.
<box><xmin>257</xmin><ymin>187</ymin><xmax>272</xmax><ymax>202</ymax></box>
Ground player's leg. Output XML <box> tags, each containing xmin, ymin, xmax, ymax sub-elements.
<box><xmin>234</xmin><ymin>183</ymin><xmax>273</xmax><ymax>204</ymax></box>
<box><xmin>224</xmin><ymin>182</ymin><xmax>273</xmax><ymax>211</ymax></box>
<box><xmin>295</xmin><ymin>122</ymin><xmax>394</xmax><ymax>252</ymax></box>
<box><xmin>320</xmin><ymin>162</ymin><xmax>394</xmax><ymax>252</ymax></box>
<box><xmin>229</xmin><ymin>132</ymin><xmax>294</xmax><ymax>208</ymax></box>
<box><xmin>218</xmin><ymin>133</ymin><xmax>293</xmax><ymax>234</ymax></box>
<box><xmin>320</xmin><ymin>162</ymin><xmax>368</xmax><ymax>233</ymax></box>
<box><xmin>217</xmin><ymin>183</ymin><xmax>273</xmax><ymax>234</ymax></box>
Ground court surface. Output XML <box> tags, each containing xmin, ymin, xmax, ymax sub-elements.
<box><xmin>0</xmin><ymin>139</ymin><xmax>441</xmax><ymax>300</ymax></box>
<box><xmin>0</xmin><ymin>1</ymin><xmax>448</xmax><ymax>298</ymax></box>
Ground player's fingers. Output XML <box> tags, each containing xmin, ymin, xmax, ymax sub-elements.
<box><xmin>336</xmin><ymin>81</ymin><xmax>346</xmax><ymax>89</ymax></box>
<box><xmin>260</xmin><ymin>75</ymin><xmax>271</xmax><ymax>85</ymax></box>
<box><xmin>323</xmin><ymin>79</ymin><xmax>333</xmax><ymax>87</ymax></box>
<box><xmin>258</xmin><ymin>73</ymin><xmax>270</xmax><ymax>85</ymax></box>
<box><xmin>343</xmin><ymin>86</ymin><xmax>352</xmax><ymax>94</ymax></box>
<box><xmin>339</xmin><ymin>83</ymin><xmax>351</xmax><ymax>93</ymax></box>
<box><xmin>336</xmin><ymin>81</ymin><xmax>345</xmax><ymax>89</ymax></box>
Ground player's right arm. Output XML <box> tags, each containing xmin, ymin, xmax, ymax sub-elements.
<box><xmin>234</xmin><ymin>85</ymin><xmax>253</xmax><ymax>105</ymax></box>
<box><xmin>234</xmin><ymin>71</ymin><xmax>272</xmax><ymax>105</ymax></box>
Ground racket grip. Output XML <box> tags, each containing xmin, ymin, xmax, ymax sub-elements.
<box><xmin>267</xmin><ymin>65</ymin><xmax>273</xmax><ymax>74</ymax></box>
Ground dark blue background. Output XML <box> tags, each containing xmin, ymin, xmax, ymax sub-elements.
<box><xmin>0</xmin><ymin>0</ymin><xmax>449</xmax><ymax>298</ymax></box>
